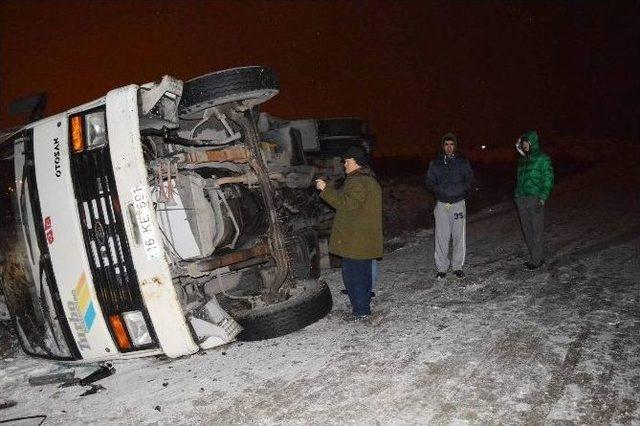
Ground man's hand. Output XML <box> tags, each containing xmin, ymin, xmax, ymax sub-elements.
<box><xmin>540</xmin><ymin>199</ymin><xmax>545</xmax><ymax>205</ymax></box>
<box><xmin>315</xmin><ymin>179</ymin><xmax>327</xmax><ymax>191</ymax></box>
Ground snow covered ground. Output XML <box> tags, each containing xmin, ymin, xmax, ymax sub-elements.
<box><xmin>1</xmin><ymin>157</ymin><xmax>638</xmax><ymax>425</ymax></box>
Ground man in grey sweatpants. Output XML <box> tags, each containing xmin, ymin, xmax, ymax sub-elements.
<box><xmin>425</xmin><ymin>133</ymin><xmax>474</xmax><ymax>279</ymax></box>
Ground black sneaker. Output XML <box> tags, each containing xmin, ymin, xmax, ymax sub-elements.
<box><xmin>453</xmin><ymin>270</ymin><xmax>465</xmax><ymax>278</ymax></box>
<box><xmin>370</xmin><ymin>291</ymin><xmax>376</xmax><ymax>298</ymax></box>
<box><xmin>436</xmin><ymin>272</ymin><xmax>446</xmax><ymax>280</ymax></box>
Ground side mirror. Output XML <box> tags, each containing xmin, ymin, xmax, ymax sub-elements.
<box><xmin>9</xmin><ymin>93</ymin><xmax>48</xmax><ymax>123</ymax></box>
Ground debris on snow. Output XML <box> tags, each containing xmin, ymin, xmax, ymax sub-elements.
<box><xmin>28</xmin><ymin>370</ymin><xmax>75</xmax><ymax>386</ymax></box>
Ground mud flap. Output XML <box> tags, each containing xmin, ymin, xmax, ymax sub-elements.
<box><xmin>286</xmin><ymin>231</ymin><xmax>320</xmax><ymax>280</ymax></box>
<box><xmin>189</xmin><ymin>297</ymin><xmax>242</xmax><ymax>350</ymax></box>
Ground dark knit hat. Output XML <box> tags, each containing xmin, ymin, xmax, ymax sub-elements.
<box><xmin>342</xmin><ymin>145</ymin><xmax>369</xmax><ymax>166</ymax></box>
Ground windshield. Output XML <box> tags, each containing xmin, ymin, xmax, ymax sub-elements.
<box><xmin>0</xmin><ymin>134</ymin><xmax>75</xmax><ymax>360</ymax></box>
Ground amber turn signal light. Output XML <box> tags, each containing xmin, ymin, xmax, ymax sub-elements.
<box><xmin>108</xmin><ymin>314</ymin><xmax>132</xmax><ymax>351</ymax></box>
<box><xmin>70</xmin><ymin>115</ymin><xmax>85</xmax><ymax>153</ymax></box>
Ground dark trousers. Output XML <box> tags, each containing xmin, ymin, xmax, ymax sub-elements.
<box><xmin>341</xmin><ymin>258</ymin><xmax>373</xmax><ymax>315</ymax></box>
<box><xmin>515</xmin><ymin>196</ymin><xmax>545</xmax><ymax>266</ymax></box>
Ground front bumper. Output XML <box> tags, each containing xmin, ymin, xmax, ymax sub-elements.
<box><xmin>103</xmin><ymin>86</ymin><xmax>200</xmax><ymax>359</ymax></box>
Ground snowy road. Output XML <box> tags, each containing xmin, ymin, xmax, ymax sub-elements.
<box><xmin>1</xmin><ymin>160</ymin><xmax>639</xmax><ymax>425</ymax></box>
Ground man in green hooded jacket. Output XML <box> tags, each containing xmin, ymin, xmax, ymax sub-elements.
<box><xmin>514</xmin><ymin>130</ymin><xmax>554</xmax><ymax>270</ymax></box>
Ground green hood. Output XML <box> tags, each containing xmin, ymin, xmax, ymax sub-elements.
<box><xmin>515</xmin><ymin>129</ymin><xmax>554</xmax><ymax>201</ymax></box>
<box><xmin>519</xmin><ymin>130</ymin><xmax>540</xmax><ymax>154</ymax></box>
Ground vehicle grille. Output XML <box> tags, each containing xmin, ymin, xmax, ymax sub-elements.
<box><xmin>69</xmin><ymin>145</ymin><xmax>156</xmax><ymax>349</ymax></box>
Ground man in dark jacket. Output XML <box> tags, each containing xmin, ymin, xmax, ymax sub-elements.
<box><xmin>316</xmin><ymin>145</ymin><xmax>383</xmax><ymax>320</ymax></box>
<box><xmin>515</xmin><ymin>130</ymin><xmax>554</xmax><ymax>270</ymax></box>
<box><xmin>425</xmin><ymin>133</ymin><xmax>474</xmax><ymax>279</ymax></box>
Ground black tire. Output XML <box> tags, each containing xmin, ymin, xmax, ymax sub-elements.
<box><xmin>317</xmin><ymin>118</ymin><xmax>367</xmax><ymax>140</ymax></box>
<box><xmin>179</xmin><ymin>66</ymin><xmax>279</xmax><ymax>119</ymax></box>
<box><xmin>232</xmin><ymin>280</ymin><xmax>332</xmax><ymax>341</ymax></box>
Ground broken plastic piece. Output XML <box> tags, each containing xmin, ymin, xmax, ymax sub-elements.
<box><xmin>80</xmin><ymin>384</ymin><xmax>105</xmax><ymax>396</ymax></box>
<box><xmin>79</xmin><ymin>362</ymin><xmax>115</xmax><ymax>386</ymax></box>
<box><xmin>59</xmin><ymin>378</ymin><xmax>81</xmax><ymax>388</ymax></box>
<box><xmin>59</xmin><ymin>363</ymin><xmax>115</xmax><ymax>388</ymax></box>
<box><xmin>0</xmin><ymin>400</ymin><xmax>18</xmax><ymax>410</ymax></box>
<box><xmin>28</xmin><ymin>371</ymin><xmax>75</xmax><ymax>386</ymax></box>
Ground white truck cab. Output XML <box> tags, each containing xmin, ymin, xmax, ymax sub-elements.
<box><xmin>2</xmin><ymin>80</ymin><xmax>240</xmax><ymax>361</ymax></box>
<box><xmin>1</xmin><ymin>67</ymin><xmax>349</xmax><ymax>362</ymax></box>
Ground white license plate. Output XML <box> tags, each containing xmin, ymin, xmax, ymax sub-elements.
<box><xmin>131</xmin><ymin>185</ymin><xmax>161</xmax><ymax>260</ymax></box>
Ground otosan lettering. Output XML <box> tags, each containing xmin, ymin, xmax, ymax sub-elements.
<box><xmin>53</xmin><ymin>137</ymin><xmax>61</xmax><ymax>178</ymax></box>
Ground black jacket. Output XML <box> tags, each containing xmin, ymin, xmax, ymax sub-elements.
<box><xmin>425</xmin><ymin>154</ymin><xmax>474</xmax><ymax>203</ymax></box>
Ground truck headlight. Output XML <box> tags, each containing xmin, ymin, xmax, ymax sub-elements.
<box><xmin>70</xmin><ymin>108</ymin><xmax>108</xmax><ymax>153</ymax></box>
<box><xmin>122</xmin><ymin>310</ymin><xmax>153</xmax><ymax>347</ymax></box>
<box><xmin>84</xmin><ymin>110</ymin><xmax>108</xmax><ymax>150</ymax></box>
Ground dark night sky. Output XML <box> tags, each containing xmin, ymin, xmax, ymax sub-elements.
<box><xmin>1</xmin><ymin>1</ymin><xmax>638</xmax><ymax>158</ymax></box>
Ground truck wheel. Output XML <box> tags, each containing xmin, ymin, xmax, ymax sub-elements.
<box><xmin>179</xmin><ymin>66</ymin><xmax>279</xmax><ymax>119</ymax></box>
<box><xmin>231</xmin><ymin>279</ymin><xmax>332</xmax><ymax>341</ymax></box>
<box><xmin>317</xmin><ymin>118</ymin><xmax>367</xmax><ymax>140</ymax></box>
